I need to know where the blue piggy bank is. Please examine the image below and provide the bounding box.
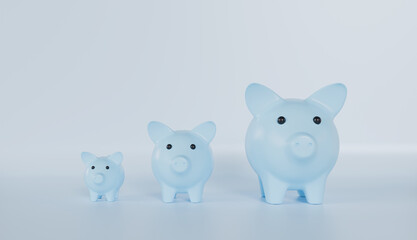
[81,152,125,202]
[147,121,216,203]
[245,83,347,204]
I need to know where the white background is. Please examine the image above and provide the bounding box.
[0,0,416,239]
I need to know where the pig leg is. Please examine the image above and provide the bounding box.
[105,190,118,202]
[188,184,204,203]
[259,177,265,198]
[108,189,120,201]
[304,175,327,204]
[114,189,119,200]
[297,190,305,197]
[161,184,177,203]
[89,190,100,201]
[261,174,288,204]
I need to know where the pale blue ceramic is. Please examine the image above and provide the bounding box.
[147,121,216,203]
[245,83,347,204]
[81,152,125,202]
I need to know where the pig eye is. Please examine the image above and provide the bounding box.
[106,166,109,170]
[91,166,95,170]
[190,144,196,150]
[313,116,321,125]
[277,116,286,125]
[166,144,172,150]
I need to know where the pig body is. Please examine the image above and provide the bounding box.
[245,83,347,204]
[81,152,125,202]
[148,122,216,203]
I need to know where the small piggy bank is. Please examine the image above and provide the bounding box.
[147,121,216,203]
[245,83,347,204]
[81,152,125,202]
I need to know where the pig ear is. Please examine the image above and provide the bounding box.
[245,83,284,116]
[307,83,347,118]
[147,121,174,143]
[192,121,216,143]
[81,152,96,165]
[108,152,123,165]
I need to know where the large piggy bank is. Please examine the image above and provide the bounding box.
[245,83,347,204]
[81,152,125,202]
[147,121,216,203]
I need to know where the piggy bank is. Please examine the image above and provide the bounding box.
[245,83,347,204]
[81,152,125,202]
[147,121,216,203]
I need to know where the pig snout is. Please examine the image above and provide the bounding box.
[170,157,189,173]
[92,173,105,184]
[289,134,316,159]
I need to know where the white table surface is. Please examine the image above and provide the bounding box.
[1,151,416,240]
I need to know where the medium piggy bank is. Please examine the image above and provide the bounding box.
[147,121,216,203]
[81,152,125,202]
[245,83,347,204]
